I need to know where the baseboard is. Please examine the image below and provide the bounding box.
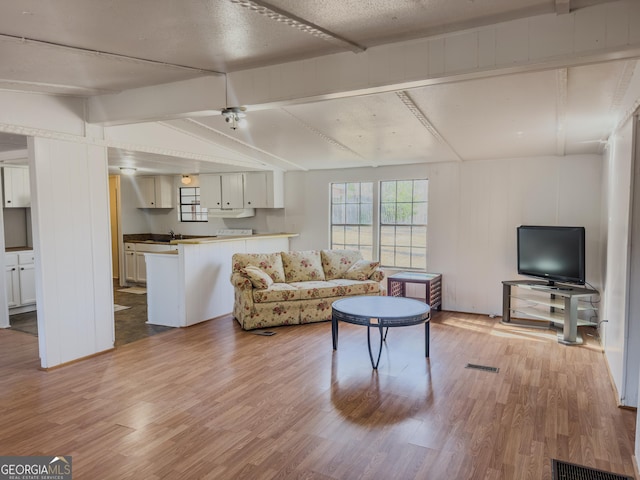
[39,347,115,371]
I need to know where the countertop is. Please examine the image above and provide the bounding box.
[123,232,298,246]
[6,246,33,252]
[172,232,298,245]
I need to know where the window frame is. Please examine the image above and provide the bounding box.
[329,178,428,269]
[179,186,208,222]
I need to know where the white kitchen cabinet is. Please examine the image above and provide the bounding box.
[124,242,175,284]
[18,263,36,305]
[5,264,19,308]
[124,243,137,282]
[243,171,284,208]
[5,250,36,312]
[200,173,244,209]
[3,166,30,208]
[136,176,175,209]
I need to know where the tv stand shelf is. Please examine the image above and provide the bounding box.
[502,280,598,345]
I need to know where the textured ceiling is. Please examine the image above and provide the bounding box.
[0,0,635,174]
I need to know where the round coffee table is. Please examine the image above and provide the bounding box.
[332,296,431,369]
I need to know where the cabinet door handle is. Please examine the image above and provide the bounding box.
[20,267,24,270]
[11,267,16,271]
[6,200,11,204]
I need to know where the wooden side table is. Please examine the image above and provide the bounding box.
[387,272,442,310]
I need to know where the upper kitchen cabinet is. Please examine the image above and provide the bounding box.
[243,171,284,209]
[136,176,175,209]
[200,173,244,209]
[2,166,30,208]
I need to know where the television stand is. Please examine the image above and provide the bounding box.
[502,280,598,345]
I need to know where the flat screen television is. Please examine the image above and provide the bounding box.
[517,225,585,285]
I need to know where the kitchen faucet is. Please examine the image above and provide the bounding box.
[169,229,176,240]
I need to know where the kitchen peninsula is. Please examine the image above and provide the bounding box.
[144,233,297,327]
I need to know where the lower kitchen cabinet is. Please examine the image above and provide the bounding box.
[5,250,36,313]
[124,242,177,284]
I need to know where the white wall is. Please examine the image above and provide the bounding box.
[30,137,114,368]
[601,119,635,406]
[119,174,286,236]
[285,155,603,316]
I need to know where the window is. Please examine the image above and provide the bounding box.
[179,187,207,222]
[329,179,428,269]
[379,179,427,269]
[330,182,373,260]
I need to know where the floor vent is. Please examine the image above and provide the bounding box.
[551,459,633,480]
[465,363,499,373]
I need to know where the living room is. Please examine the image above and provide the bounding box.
[0,1,639,478]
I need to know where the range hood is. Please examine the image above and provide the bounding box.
[207,208,255,218]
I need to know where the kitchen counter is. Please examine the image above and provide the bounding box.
[172,232,298,245]
[6,246,33,252]
[145,233,297,327]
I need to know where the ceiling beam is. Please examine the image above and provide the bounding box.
[229,1,640,109]
[555,0,571,15]
[87,76,226,126]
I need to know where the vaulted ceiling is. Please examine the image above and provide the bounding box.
[0,0,638,174]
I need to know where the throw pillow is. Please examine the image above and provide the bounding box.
[343,259,380,281]
[232,252,286,282]
[321,249,363,280]
[241,265,274,289]
[281,250,326,282]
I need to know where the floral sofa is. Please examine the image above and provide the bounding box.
[230,249,385,330]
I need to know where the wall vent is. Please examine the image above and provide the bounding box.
[551,459,633,480]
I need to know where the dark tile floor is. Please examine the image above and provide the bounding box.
[8,281,174,347]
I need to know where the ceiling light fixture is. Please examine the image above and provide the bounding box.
[181,175,192,185]
[221,107,247,130]
[119,167,137,175]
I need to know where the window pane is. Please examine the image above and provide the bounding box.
[332,226,345,245]
[380,226,395,246]
[381,181,396,202]
[396,203,412,224]
[360,226,373,246]
[361,183,373,203]
[346,183,360,203]
[332,204,345,224]
[345,204,359,224]
[360,203,373,224]
[395,247,412,268]
[380,246,395,266]
[413,180,428,201]
[332,183,345,203]
[411,248,427,269]
[412,226,427,247]
[396,226,412,247]
[381,203,396,224]
[345,226,359,244]
[397,180,413,203]
[413,202,428,225]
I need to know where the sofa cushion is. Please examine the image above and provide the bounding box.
[242,265,274,289]
[291,279,381,299]
[281,250,325,282]
[321,249,363,280]
[343,259,381,281]
[253,283,300,303]
[232,253,286,283]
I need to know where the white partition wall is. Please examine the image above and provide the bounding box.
[29,137,114,368]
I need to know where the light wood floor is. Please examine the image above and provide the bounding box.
[0,311,636,479]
